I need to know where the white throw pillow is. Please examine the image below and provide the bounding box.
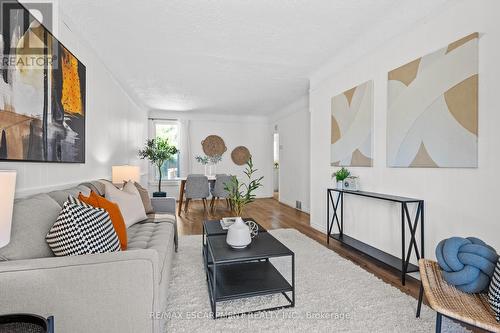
[104,181,147,227]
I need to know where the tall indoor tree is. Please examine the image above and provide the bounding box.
[139,138,179,197]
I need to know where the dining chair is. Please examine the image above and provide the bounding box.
[184,174,210,213]
[210,174,233,213]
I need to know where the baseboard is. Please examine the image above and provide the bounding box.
[277,198,310,214]
[310,221,326,233]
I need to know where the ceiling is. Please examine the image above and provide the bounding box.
[59,0,449,115]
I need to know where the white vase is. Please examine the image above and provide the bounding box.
[337,181,343,190]
[226,218,252,249]
[205,164,216,176]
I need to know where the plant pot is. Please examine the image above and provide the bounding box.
[336,181,344,190]
[153,191,167,197]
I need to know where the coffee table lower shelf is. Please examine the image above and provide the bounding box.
[206,261,294,318]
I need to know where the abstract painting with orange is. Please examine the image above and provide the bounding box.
[60,47,84,115]
[0,1,86,163]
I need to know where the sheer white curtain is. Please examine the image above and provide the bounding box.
[147,119,156,183]
[178,119,191,177]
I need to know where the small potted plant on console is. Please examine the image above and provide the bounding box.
[332,167,350,190]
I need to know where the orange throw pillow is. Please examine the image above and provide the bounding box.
[79,191,99,207]
[79,191,128,250]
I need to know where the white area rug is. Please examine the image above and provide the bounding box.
[165,229,469,332]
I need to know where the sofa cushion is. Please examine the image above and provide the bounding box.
[46,198,121,256]
[0,194,61,261]
[127,221,174,282]
[79,181,106,196]
[47,185,91,207]
[104,182,147,227]
[145,213,178,252]
[79,191,128,250]
[489,258,500,322]
[144,213,176,224]
[133,182,155,214]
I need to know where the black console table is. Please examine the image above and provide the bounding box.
[327,188,424,285]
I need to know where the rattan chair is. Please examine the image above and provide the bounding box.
[416,259,500,333]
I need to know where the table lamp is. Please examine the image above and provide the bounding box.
[0,170,16,248]
[112,165,140,185]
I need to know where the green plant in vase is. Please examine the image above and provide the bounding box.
[332,167,350,189]
[195,155,209,165]
[139,138,178,197]
[195,154,222,175]
[209,154,222,165]
[224,157,263,216]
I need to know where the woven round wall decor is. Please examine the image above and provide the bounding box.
[201,135,227,157]
[231,146,251,165]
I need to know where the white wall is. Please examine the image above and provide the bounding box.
[0,11,148,197]
[309,0,500,262]
[148,111,274,199]
[271,96,310,213]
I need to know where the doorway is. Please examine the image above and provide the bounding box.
[273,131,279,201]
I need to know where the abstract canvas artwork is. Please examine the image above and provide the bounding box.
[0,2,86,163]
[331,80,373,167]
[387,33,478,168]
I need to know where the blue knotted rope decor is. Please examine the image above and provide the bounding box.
[436,237,498,293]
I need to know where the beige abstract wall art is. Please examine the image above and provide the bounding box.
[387,33,479,168]
[331,80,373,167]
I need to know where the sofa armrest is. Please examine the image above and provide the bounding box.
[151,197,176,215]
[150,197,178,252]
[0,250,161,333]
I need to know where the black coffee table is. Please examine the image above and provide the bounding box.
[202,220,295,319]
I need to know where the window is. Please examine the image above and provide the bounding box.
[152,120,180,180]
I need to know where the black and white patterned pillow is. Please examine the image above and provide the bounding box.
[67,195,90,207]
[46,196,121,256]
[489,258,500,322]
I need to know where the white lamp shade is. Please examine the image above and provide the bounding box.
[112,165,140,184]
[0,171,16,248]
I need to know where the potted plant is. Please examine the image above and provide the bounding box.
[195,154,222,176]
[332,167,350,190]
[224,157,263,217]
[139,138,179,197]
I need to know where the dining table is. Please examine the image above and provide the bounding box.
[175,175,216,215]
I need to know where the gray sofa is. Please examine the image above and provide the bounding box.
[0,181,177,333]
